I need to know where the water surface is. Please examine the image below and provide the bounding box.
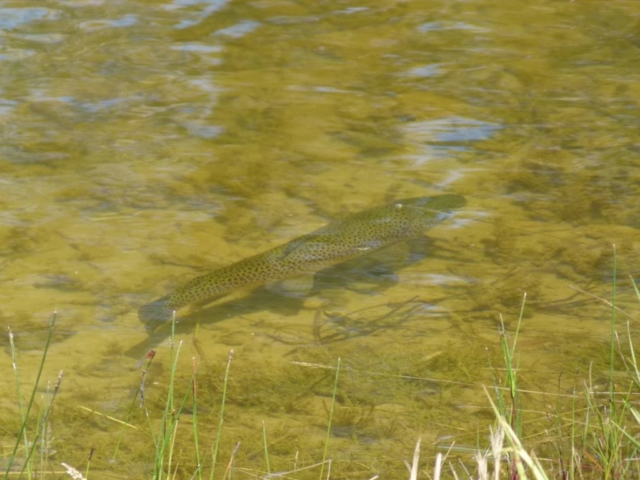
[1,0,639,477]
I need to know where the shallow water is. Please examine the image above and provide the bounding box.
[1,0,639,477]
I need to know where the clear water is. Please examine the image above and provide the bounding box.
[1,0,639,477]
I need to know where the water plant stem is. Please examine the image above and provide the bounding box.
[319,357,340,480]
[210,349,234,480]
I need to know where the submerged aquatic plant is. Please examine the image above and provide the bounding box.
[4,247,640,479]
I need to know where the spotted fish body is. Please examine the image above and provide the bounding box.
[138,194,465,324]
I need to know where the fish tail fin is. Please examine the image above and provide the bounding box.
[138,296,175,325]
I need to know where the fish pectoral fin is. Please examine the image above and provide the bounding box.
[348,241,411,273]
[188,293,229,311]
[370,241,411,269]
[265,274,315,298]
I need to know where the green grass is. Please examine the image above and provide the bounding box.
[4,253,640,479]
[4,312,60,479]
[462,247,640,480]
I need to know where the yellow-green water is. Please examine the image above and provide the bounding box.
[1,0,639,477]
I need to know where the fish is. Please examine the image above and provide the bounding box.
[138,194,466,326]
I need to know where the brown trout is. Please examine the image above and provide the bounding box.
[138,194,465,325]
